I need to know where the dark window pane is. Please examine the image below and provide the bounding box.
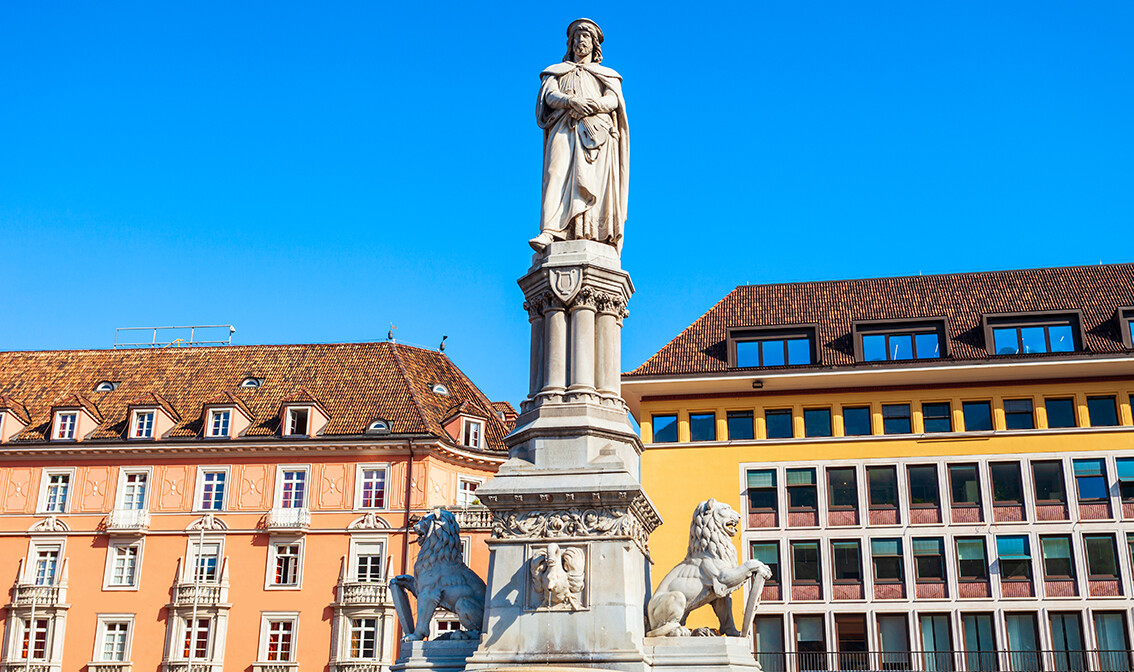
[1086,536,1119,578]
[1032,461,1066,503]
[916,555,945,581]
[792,542,820,582]
[736,341,760,368]
[889,334,913,361]
[1020,326,1047,354]
[789,488,817,511]
[1045,398,1077,428]
[871,539,904,582]
[915,332,941,358]
[828,468,857,509]
[882,404,911,434]
[727,411,754,440]
[863,334,886,362]
[908,465,940,506]
[1004,399,1035,430]
[787,338,812,365]
[949,465,981,505]
[762,340,786,367]
[1088,396,1119,427]
[832,542,862,581]
[766,409,793,439]
[963,401,993,431]
[1048,324,1075,352]
[994,328,1020,355]
[689,413,716,442]
[748,489,777,512]
[652,414,677,443]
[991,463,1023,503]
[868,466,898,508]
[804,408,832,437]
[843,407,872,436]
[922,402,952,433]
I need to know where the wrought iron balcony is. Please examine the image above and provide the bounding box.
[11,582,65,606]
[336,580,390,605]
[86,663,132,672]
[265,507,310,531]
[756,649,1134,672]
[452,505,492,530]
[106,508,150,534]
[173,581,226,606]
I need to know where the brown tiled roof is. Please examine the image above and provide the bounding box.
[128,391,181,421]
[0,342,509,450]
[0,395,30,425]
[51,393,103,421]
[628,263,1134,377]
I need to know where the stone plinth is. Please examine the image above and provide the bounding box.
[645,637,761,672]
[392,640,480,672]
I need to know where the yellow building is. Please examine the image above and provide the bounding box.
[623,263,1134,671]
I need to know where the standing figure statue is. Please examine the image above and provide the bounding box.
[530,18,629,254]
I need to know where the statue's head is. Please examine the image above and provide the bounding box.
[563,18,603,64]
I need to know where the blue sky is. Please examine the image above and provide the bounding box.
[2,2,1132,406]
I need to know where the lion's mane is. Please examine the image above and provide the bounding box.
[686,499,738,564]
[416,509,463,572]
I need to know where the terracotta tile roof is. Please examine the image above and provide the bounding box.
[51,393,103,421]
[0,395,30,425]
[0,342,509,450]
[128,391,181,421]
[628,263,1134,377]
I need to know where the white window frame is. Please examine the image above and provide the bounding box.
[348,617,381,660]
[456,475,485,507]
[193,466,231,512]
[130,409,156,439]
[274,465,311,509]
[258,612,299,663]
[354,463,391,510]
[36,467,75,514]
[115,468,152,511]
[284,406,311,437]
[183,536,224,583]
[94,614,134,663]
[177,615,215,661]
[461,418,484,448]
[265,539,305,590]
[460,536,471,565]
[25,538,65,585]
[348,535,388,582]
[103,538,144,590]
[16,616,52,661]
[207,408,232,438]
[52,411,78,440]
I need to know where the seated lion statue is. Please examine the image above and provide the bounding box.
[390,508,486,641]
[647,498,772,637]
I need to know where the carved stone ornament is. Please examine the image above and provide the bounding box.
[348,512,391,531]
[530,543,586,611]
[492,506,650,558]
[550,268,583,304]
[29,516,69,533]
[186,513,228,532]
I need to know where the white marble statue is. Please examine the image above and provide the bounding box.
[390,508,486,641]
[646,499,772,637]
[530,542,586,609]
[530,18,629,254]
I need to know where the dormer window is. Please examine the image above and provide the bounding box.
[241,377,263,389]
[432,383,450,395]
[984,312,1080,356]
[727,326,817,368]
[132,411,155,439]
[208,410,232,438]
[53,412,78,440]
[1118,308,1134,349]
[95,381,119,392]
[461,419,484,448]
[853,319,947,362]
[287,408,309,436]
[366,420,390,434]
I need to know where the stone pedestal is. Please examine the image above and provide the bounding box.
[393,640,481,672]
[645,637,762,672]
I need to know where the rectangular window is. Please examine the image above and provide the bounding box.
[791,541,820,583]
[287,408,309,436]
[43,473,70,513]
[878,615,911,670]
[786,468,817,511]
[209,409,231,437]
[101,621,130,662]
[997,535,1033,581]
[735,337,812,367]
[1040,536,1074,580]
[54,412,77,440]
[862,330,941,361]
[919,615,952,672]
[795,615,827,663]
[1005,613,1040,672]
[867,466,898,509]
[1073,459,1108,502]
[750,541,780,584]
[754,616,785,671]
[826,467,857,509]
[871,538,904,583]
[132,410,155,439]
[922,402,952,433]
[831,540,862,581]
[110,544,139,587]
[272,544,301,586]
[280,470,307,508]
[962,401,993,431]
[1049,613,1086,672]
[991,462,1024,504]
[1032,461,1067,503]
[765,409,793,439]
[1118,458,1134,502]
[33,546,59,585]
[956,538,989,581]
[191,542,220,582]
[354,541,385,582]
[1004,399,1035,430]
[462,419,483,447]
[1045,397,1078,429]
[908,465,940,508]
[842,406,872,436]
[689,412,716,442]
[913,537,946,582]
[651,414,677,443]
[949,464,981,506]
[962,613,997,672]
[726,411,754,440]
[804,408,832,438]
[746,470,777,513]
[882,404,911,434]
[199,471,226,511]
[121,472,147,510]
[359,467,387,509]
[183,617,210,659]
[1085,534,1120,579]
[350,618,379,659]
[1093,613,1130,667]
[1088,395,1120,427]
[266,619,295,661]
[21,618,49,660]
[991,318,1076,355]
[457,477,481,507]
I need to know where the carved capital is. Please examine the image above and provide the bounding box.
[570,287,598,310]
[491,504,652,560]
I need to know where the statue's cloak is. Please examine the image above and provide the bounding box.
[537,62,629,251]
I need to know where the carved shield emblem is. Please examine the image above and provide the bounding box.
[550,268,582,304]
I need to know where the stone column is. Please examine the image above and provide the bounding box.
[542,303,567,396]
[524,296,545,398]
[595,295,620,399]
[568,290,596,395]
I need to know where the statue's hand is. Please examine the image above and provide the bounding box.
[568,97,595,119]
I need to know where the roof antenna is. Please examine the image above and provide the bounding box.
[387,324,397,342]
[439,334,448,352]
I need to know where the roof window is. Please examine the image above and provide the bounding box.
[366,419,390,434]
[1118,308,1134,349]
[431,383,450,396]
[983,312,1081,356]
[95,381,119,392]
[726,325,817,369]
[852,319,947,362]
[241,377,263,388]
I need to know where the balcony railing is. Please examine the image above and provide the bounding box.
[173,581,225,606]
[452,505,492,530]
[87,663,132,672]
[756,649,1134,672]
[337,580,390,605]
[0,663,57,672]
[11,582,64,606]
[106,508,151,533]
[265,507,310,531]
[162,662,222,672]
[332,662,385,672]
[252,663,299,672]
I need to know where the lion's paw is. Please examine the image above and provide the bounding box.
[691,627,718,637]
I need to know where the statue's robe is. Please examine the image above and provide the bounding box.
[537,61,629,251]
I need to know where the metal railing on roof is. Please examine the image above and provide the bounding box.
[113,325,235,349]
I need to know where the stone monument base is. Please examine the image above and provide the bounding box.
[645,636,762,672]
[392,639,480,672]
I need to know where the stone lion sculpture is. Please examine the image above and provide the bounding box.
[390,508,486,641]
[646,499,772,637]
